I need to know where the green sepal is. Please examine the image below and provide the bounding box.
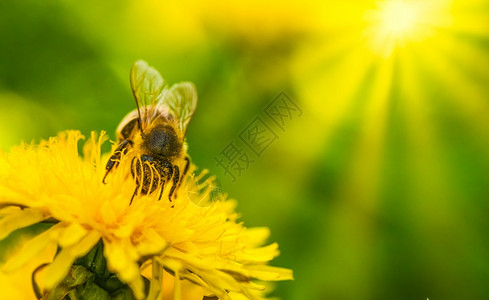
[111,286,138,300]
[103,274,128,293]
[43,265,94,300]
[75,279,110,300]
[74,240,111,280]
[45,241,149,299]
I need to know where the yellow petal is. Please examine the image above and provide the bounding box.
[2,223,62,272]
[0,207,47,240]
[164,251,239,297]
[43,230,100,289]
[238,243,280,263]
[159,270,207,300]
[174,269,182,300]
[0,243,56,300]
[146,260,163,300]
[104,239,145,299]
[58,222,88,248]
[243,227,270,244]
[126,275,145,300]
[103,240,130,272]
[244,265,294,281]
[136,228,168,256]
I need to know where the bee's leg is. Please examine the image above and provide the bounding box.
[157,182,165,201]
[129,156,140,205]
[130,186,138,205]
[174,157,190,198]
[158,162,173,202]
[183,156,190,177]
[156,161,172,201]
[103,139,133,184]
[169,165,180,201]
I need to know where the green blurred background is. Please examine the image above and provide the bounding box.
[1,0,489,299]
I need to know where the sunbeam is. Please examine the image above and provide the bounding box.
[364,0,453,56]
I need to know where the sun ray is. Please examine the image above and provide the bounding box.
[303,54,397,299]
[293,40,377,148]
[396,43,489,295]
[290,0,489,298]
[397,45,458,221]
[449,0,489,36]
[363,0,453,57]
[407,40,489,144]
[339,56,394,211]
[432,32,489,90]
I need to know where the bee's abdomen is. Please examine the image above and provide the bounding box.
[118,118,139,141]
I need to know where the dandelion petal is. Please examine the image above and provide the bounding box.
[58,222,88,248]
[245,265,294,281]
[104,240,145,299]
[43,231,100,289]
[2,223,62,272]
[0,208,47,240]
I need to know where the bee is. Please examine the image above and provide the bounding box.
[103,60,197,204]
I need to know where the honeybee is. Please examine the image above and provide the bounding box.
[103,60,197,204]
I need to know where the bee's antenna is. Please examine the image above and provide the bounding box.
[130,71,145,138]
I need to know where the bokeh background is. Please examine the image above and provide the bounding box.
[1,0,489,299]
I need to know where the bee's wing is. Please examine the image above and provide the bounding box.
[158,82,198,134]
[130,60,168,130]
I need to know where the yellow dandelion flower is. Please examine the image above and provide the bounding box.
[0,130,292,299]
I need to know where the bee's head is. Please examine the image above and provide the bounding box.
[143,125,182,157]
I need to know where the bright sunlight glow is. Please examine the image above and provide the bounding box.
[379,1,419,37]
[364,0,443,57]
